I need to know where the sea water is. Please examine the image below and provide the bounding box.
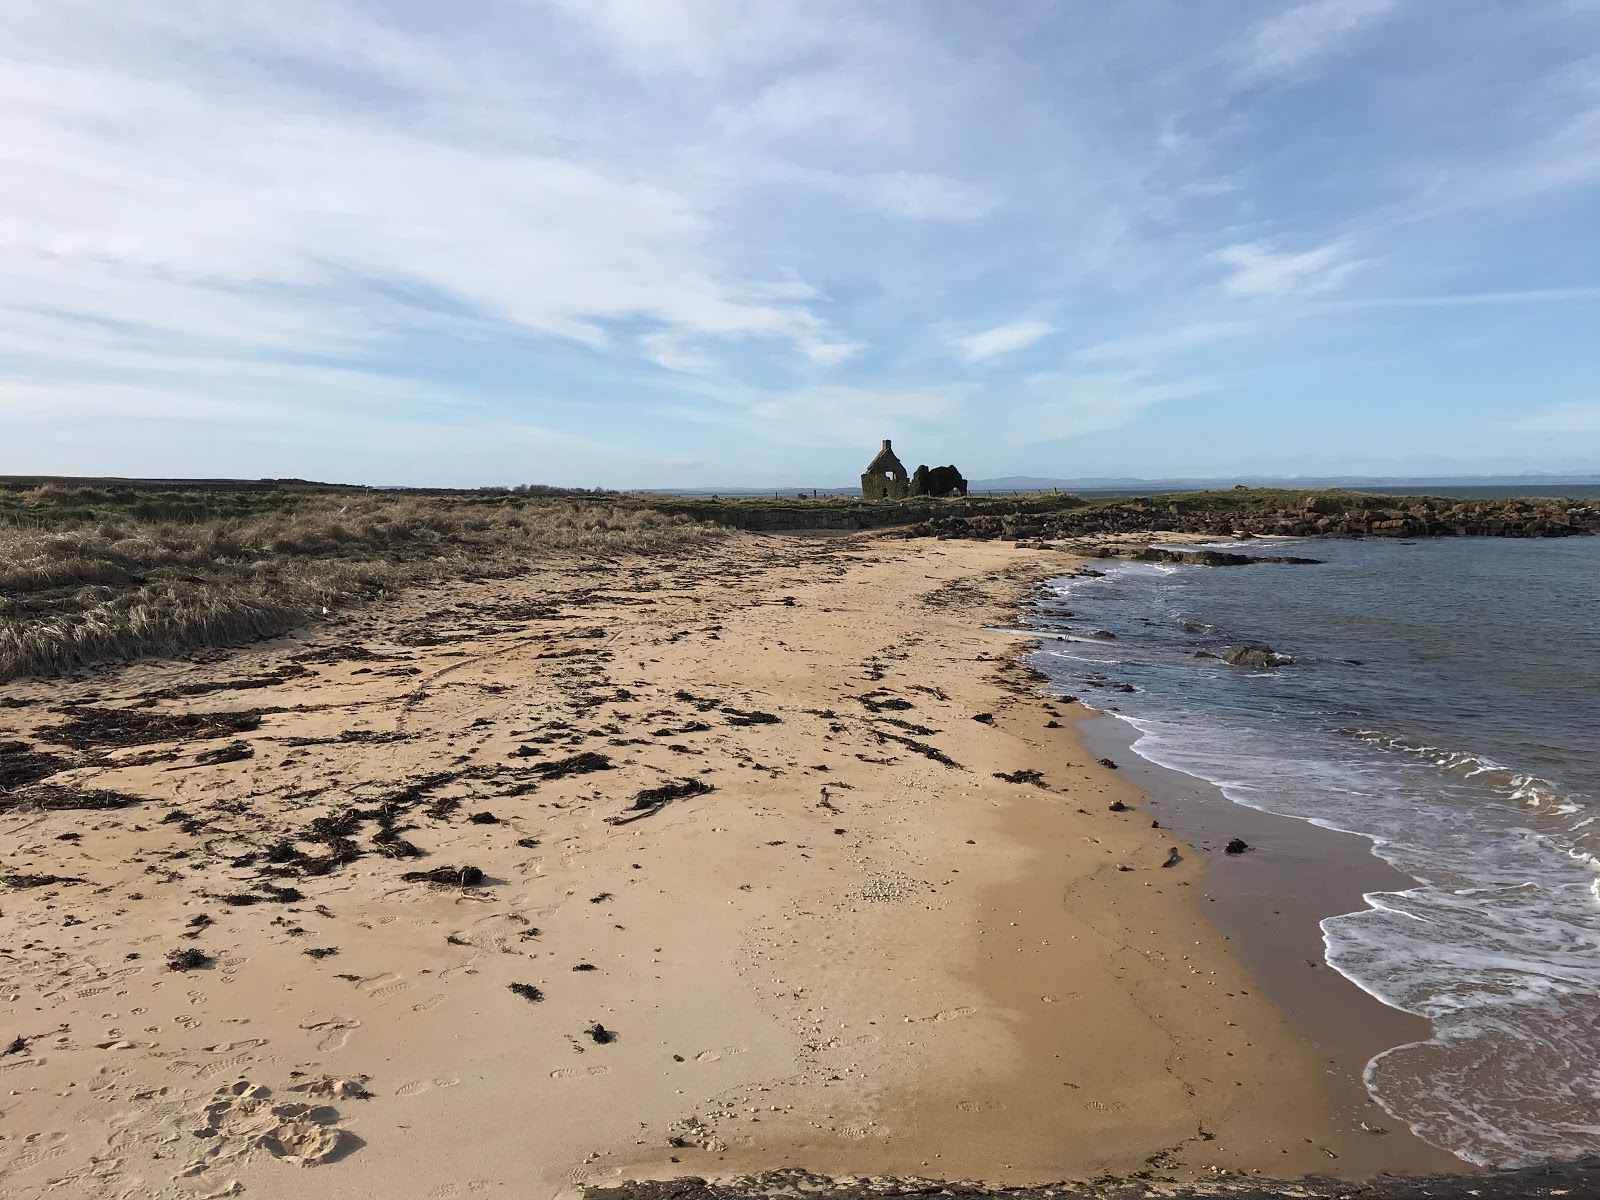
[1026,536,1600,1168]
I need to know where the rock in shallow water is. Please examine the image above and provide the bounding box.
[1223,643,1289,668]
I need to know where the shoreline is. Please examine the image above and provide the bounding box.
[1073,712,1464,1176]
[0,531,1534,1198]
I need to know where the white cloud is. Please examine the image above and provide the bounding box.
[1322,287,1600,310]
[956,319,1055,363]
[1517,402,1600,433]
[715,70,912,144]
[0,4,856,397]
[1214,240,1363,297]
[1010,372,1206,442]
[550,0,851,78]
[1075,321,1256,363]
[859,172,999,222]
[704,383,972,449]
[799,338,864,368]
[1238,0,1398,80]
[639,333,717,375]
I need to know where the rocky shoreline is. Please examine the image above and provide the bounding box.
[908,493,1600,542]
[585,1161,1600,1200]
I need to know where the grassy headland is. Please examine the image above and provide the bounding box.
[0,487,720,681]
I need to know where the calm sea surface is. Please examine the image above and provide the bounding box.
[1027,536,1600,1168]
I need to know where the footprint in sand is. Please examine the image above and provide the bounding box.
[196,1053,258,1080]
[928,1006,977,1022]
[428,1181,491,1198]
[203,1039,268,1053]
[410,994,445,1013]
[549,1066,610,1081]
[692,1047,749,1063]
[369,978,415,999]
[5,1132,70,1173]
[570,1165,623,1186]
[301,1019,361,1052]
[395,1077,460,1098]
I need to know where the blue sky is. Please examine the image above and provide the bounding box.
[3,0,1599,488]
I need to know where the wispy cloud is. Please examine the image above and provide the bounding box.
[955,319,1055,363]
[1009,372,1209,443]
[1322,287,1600,310]
[859,172,999,222]
[1237,0,1398,80]
[1075,321,1257,364]
[1214,240,1364,297]
[1517,401,1600,433]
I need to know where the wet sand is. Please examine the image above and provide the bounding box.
[1076,715,1467,1177]
[0,531,1464,1199]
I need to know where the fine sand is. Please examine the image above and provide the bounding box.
[0,531,1452,1199]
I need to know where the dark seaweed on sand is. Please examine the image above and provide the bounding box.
[532,751,614,780]
[189,741,255,767]
[994,769,1045,786]
[3,872,84,890]
[509,982,544,1003]
[39,706,265,751]
[605,778,714,826]
[723,709,780,727]
[166,947,213,971]
[0,784,143,813]
[401,865,484,888]
[0,743,70,792]
[873,730,960,768]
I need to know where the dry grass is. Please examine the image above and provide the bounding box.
[0,488,722,680]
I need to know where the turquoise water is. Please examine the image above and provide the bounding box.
[1028,537,1600,1167]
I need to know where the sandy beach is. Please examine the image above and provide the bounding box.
[0,531,1457,1199]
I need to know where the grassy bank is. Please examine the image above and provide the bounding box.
[0,488,721,681]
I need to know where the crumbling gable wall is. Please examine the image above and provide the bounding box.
[861,439,910,501]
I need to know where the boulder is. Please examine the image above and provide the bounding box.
[1223,644,1286,668]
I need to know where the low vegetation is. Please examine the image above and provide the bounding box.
[0,488,720,681]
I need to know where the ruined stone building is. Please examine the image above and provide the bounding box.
[861,440,909,500]
[861,439,967,501]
